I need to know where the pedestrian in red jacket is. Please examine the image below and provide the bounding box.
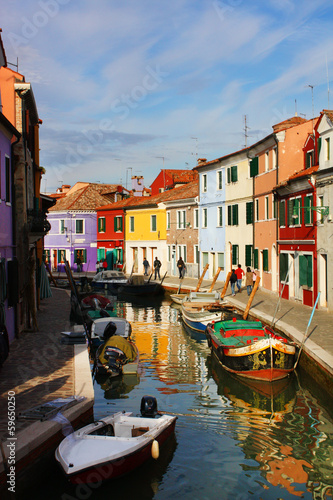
[235,264,245,292]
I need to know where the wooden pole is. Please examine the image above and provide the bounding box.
[220,271,232,299]
[46,264,58,287]
[195,263,209,292]
[243,276,260,320]
[208,267,222,292]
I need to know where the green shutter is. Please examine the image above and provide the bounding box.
[250,157,259,177]
[279,201,285,227]
[227,168,231,184]
[287,199,294,226]
[263,249,269,272]
[254,249,259,269]
[232,205,238,225]
[245,245,253,267]
[114,216,117,232]
[246,202,253,224]
[318,137,322,159]
[304,196,313,224]
[232,245,239,265]
[231,165,238,182]
[120,216,123,231]
[279,253,288,282]
[228,206,232,225]
[299,255,312,288]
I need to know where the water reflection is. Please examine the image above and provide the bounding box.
[206,354,333,499]
[95,372,140,399]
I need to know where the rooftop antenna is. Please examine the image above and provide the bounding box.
[244,115,250,147]
[306,84,315,135]
[326,54,330,108]
[7,57,18,71]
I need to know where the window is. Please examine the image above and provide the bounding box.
[43,249,50,265]
[178,245,186,261]
[177,210,186,229]
[202,252,209,267]
[75,249,86,263]
[202,174,207,192]
[194,209,199,229]
[245,245,253,267]
[254,249,259,269]
[279,253,289,282]
[273,197,277,219]
[98,217,105,233]
[114,216,123,232]
[151,215,157,232]
[60,219,65,234]
[202,208,207,228]
[255,199,259,221]
[58,249,66,264]
[325,137,330,161]
[217,170,223,190]
[306,150,314,168]
[304,195,313,225]
[272,147,277,169]
[263,249,269,272]
[5,156,10,203]
[194,245,199,264]
[217,206,223,227]
[75,219,84,234]
[227,165,238,183]
[227,204,238,226]
[250,157,258,177]
[265,151,269,172]
[217,252,224,270]
[232,245,239,266]
[279,200,286,227]
[129,216,135,232]
[246,202,253,224]
[166,211,171,230]
[265,196,269,220]
[299,254,313,288]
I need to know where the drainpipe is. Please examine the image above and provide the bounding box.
[274,134,279,291]
[307,175,317,305]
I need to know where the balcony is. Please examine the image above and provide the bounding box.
[27,209,51,243]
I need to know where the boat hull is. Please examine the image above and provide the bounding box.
[206,322,296,382]
[56,414,176,484]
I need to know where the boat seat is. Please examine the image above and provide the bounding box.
[221,328,266,338]
[131,426,149,437]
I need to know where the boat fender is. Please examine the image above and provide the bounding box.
[151,440,159,459]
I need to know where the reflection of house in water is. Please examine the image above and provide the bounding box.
[208,354,333,499]
[123,306,207,392]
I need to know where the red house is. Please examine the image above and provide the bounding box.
[275,164,319,307]
[150,169,198,196]
[96,196,137,269]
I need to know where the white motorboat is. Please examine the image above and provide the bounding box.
[55,397,177,484]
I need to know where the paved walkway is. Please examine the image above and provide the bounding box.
[0,288,74,440]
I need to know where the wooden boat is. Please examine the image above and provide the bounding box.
[90,317,132,346]
[55,397,177,484]
[205,318,297,382]
[170,263,214,305]
[181,291,238,333]
[95,336,139,377]
[91,271,164,297]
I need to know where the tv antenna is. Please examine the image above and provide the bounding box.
[191,137,198,160]
[244,115,250,147]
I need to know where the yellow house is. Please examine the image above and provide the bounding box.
[125,196,167,274]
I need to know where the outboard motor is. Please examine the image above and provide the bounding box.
[103,347,126,376]
[140,396,158,418]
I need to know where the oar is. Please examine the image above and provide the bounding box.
[294,292,320,369]
[160,271,167,285]
[177,281,182,295]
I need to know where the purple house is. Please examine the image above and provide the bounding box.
[44,183,125,273]
[0,111,21,343]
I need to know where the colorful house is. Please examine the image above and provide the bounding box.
[0,111,20,343]
[194,149,252,281]
[0,35,48,335]
[313,110,333,310]
[249,116,315,293]
[45,183,125,273]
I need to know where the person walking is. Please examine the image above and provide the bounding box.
[95,260,100,274]
[153,257,162,280]
[230,269,237,296]
[245,267,253,296]
[235,264,245,292]
[103,258,108,271]
[143,258,149,275]
[177,257,186,279]
[76,255,82,273]
[99,260,104,272]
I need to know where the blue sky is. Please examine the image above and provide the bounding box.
[2,0,333,192]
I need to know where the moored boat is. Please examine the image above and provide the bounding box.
[55,397,177,484]
[90,316,132,346]
[205,318,297,382]
[95,329,139,377]
[181,291,239,333]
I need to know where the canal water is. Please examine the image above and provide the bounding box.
[32,297,333,500]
